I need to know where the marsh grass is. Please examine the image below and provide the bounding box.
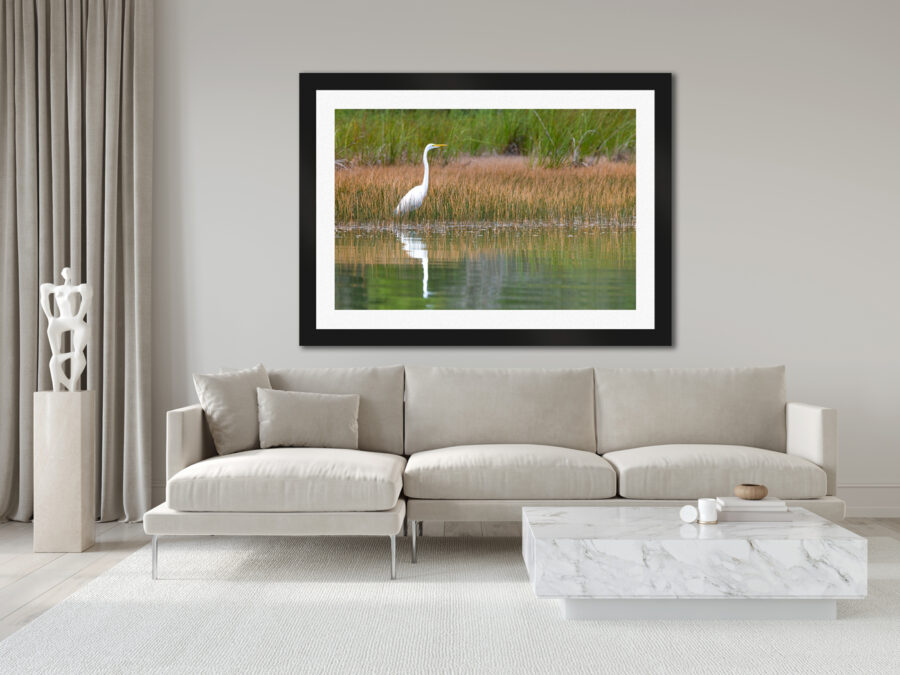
[335,157,635,225]
[335,109,636,167]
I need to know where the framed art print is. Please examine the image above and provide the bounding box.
[299,73,672,346]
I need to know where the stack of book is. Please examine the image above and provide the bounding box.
[716,496,791,521]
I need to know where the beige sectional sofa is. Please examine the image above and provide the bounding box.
[143,365,842,579]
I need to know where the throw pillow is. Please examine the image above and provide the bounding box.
[257,388,360,449]
[193,363,271,454]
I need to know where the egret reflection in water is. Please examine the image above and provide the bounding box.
[335,223,636,311]
[398,231,429,298]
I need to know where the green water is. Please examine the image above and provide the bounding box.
[334,223,635,311]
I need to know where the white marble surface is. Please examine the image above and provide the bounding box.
[523,507,867,600]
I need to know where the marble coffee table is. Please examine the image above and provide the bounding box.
[522,506,866,620]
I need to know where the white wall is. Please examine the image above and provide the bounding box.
[153,0,900,515]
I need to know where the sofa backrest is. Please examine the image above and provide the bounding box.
[594,366,786,453]
[404,367,596,454]
[267,365,404,455]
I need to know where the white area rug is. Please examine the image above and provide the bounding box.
[1,535,899,674]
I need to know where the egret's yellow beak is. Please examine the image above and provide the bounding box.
[434,144,447,148]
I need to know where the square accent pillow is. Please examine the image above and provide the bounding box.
[193,364,271,455]
[257,388,360,450]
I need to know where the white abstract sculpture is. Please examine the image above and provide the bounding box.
[39,267,92,392]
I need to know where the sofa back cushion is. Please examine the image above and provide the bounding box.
[267,365,404,455]
[404,367,596,454]
[595,366,786,453]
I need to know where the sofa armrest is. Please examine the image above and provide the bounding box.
[786,402,837,496]
[166,404,216,481]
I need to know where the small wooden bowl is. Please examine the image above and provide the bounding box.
[734,483,768,500]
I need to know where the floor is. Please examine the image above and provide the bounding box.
[0,520,151,640]
[0,517,898,642]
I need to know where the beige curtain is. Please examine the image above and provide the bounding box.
[0,0,153,522]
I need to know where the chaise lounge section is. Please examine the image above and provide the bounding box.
[143,366,407,579]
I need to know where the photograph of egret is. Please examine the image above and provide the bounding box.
[333,108,636,311]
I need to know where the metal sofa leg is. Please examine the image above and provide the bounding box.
[390,535,397,580]
[411,520,418,563]
[152,535,158,580]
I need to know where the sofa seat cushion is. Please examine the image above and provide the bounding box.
[167,447,405,512]
[403,444,617,500]
[604,444,827,499]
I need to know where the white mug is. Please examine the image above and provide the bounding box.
[698,498,718,525]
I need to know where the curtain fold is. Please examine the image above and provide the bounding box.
[0,0,153,523]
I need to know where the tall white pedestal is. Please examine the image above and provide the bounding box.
[33,391,96,553]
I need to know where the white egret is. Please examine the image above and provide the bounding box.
[394,143,447,215]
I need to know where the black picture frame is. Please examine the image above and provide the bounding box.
[300,73,672,347]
